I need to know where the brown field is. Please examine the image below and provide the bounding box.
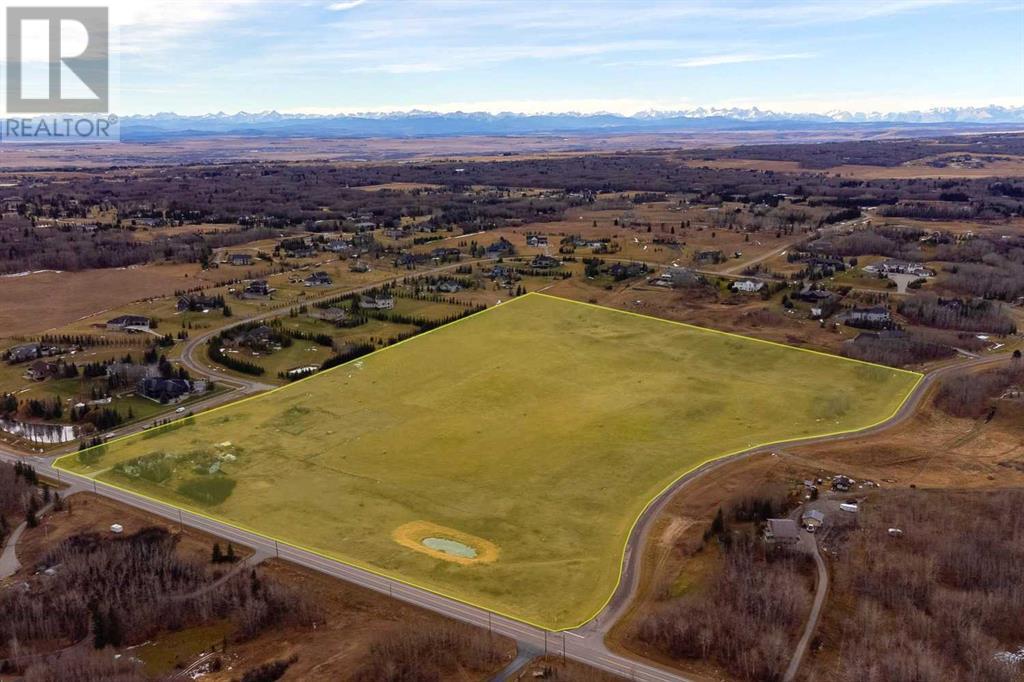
[684,155,1024,179]
[542,275,855,355]
[0,127,977,170]
[0,264,226,339]
[351,181,444,191]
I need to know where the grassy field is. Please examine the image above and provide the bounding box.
[55,293,921,629]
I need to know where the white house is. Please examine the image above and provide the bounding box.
[733,280,764,293]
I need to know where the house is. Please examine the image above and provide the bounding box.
[6,343,41,364]
[763,518,801,546]
[359,293,395,310]
[106,361,152,386]
[846,306,891,326]
[485,237,515,256]
[805,257,846,277]
[177,295,223,312]
[280,237,317,258]
[695,249,724,264]
[530,255,561,269]
[526,234,549,247]
[106,315,152,331]
[25,360,59,381]
[228,253,252,266]
[304,271,333,287]
[801,509,825,532]
[383,227,411,240]
[656,267,701,288]
[486,265,519,283]
[608,262,649,280]
[435,280,463,293]
[137,377,193,403]
[236,325,275,349]
[430,247,461,261]
[325,240,350,253]
[872,259,934,278]
[795,287,835,304]
[349,260,371,273]
[242,280,274,299]
[314,307,349,324]
[394,253,419,267]
[1,196,23,212]
[733,280,764,293]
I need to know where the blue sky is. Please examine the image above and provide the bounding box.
[70,0,1024,114]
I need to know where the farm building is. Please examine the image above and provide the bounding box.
[802,509,825,532]
[228,253,252,266]
[764,518,801,546]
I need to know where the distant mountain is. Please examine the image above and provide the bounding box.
[119,106,1024,140]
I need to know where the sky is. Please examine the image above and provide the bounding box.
[6,0,1024,115]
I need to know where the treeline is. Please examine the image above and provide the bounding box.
[898,295,1016,334]
[934,358,1024,419]
[842,330,958,367]
[0,223,277,275]
[0,527,321,670]
[637,532,812,682]
[813,489,1024,682]
[207,335,265,376]
[351,623,507,681]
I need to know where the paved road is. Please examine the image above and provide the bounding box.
[176,258,491,389]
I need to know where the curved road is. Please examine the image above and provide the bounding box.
[0,288,1011,681]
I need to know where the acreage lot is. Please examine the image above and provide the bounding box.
[55,293,921,629]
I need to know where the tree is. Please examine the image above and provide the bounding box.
[226,543,236,563]
[212,542,223,563]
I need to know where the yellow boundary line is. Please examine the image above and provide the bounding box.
[55,291,924,632]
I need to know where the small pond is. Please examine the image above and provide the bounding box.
[422,537,477,559]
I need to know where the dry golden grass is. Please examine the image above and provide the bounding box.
[0,263,225,339]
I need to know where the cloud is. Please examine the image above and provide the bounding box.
[327,0,367,10]
[671,52,814,68]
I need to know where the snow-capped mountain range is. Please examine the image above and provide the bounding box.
[119,105,1024,139]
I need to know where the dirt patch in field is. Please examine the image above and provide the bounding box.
[392,520,500,565]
